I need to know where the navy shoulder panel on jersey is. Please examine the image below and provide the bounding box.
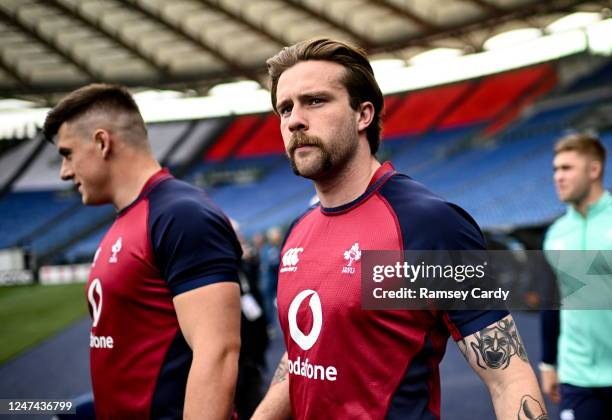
[378,173,508,338]
[147,177,242,296]
[377,173,484,250]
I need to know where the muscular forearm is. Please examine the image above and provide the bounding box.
[184,346,240,420]
[252,353,292,420]
[489,370,548,419]
[457,315,548,419]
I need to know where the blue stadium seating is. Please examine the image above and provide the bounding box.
[62,226,109,263]
[2,62,612,263]
[28,205,114,256]
[0,191,78,248]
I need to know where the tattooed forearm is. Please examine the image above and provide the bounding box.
[457,337,470,362]
[468,318,529,370]
[271,357,289,385]
[517,395,548,420]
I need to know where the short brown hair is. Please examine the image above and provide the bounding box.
[555,133,606,173]
[266,38,384,155]
[43,83,146,142]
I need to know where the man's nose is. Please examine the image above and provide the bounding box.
[60,159,73,181]
[288,105,308,133]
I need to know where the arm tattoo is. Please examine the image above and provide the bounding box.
[469,318,528,369]
[517,395,548,420]
[457,337,470,362]
[271,358,289,385]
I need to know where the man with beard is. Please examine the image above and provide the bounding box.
[252,38,547,419]
[541,134,612,419]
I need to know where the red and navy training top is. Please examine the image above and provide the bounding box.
[86,168,242,419]
[277,162,508,419]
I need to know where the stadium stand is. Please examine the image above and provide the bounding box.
[234,114,285,157]
[0,191,77,249]
[0,138,41,187]
[439,65,554,127]
[205,115,265,162]
[382,82,475,138]
[563,59,612,92]
[0,118,229,262]
[165,118,230,167]
[2,58,612,265]
[63,227,108,263]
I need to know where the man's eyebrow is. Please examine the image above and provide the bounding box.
[299,91,331,101]
[276,98,292,111]
[277,91,332,109]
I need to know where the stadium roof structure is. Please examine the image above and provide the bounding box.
[0,0,606,105]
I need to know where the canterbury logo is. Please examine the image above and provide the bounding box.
[281,247,303,273]
[288,290,322,351]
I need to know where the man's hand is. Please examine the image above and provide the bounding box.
[251,352,292,420]
[540,368,561,404]
[518,395,548,420]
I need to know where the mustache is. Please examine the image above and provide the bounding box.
[288,132,322,155]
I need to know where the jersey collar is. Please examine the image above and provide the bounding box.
[568,190,611,220]
[117,168,173,216]
[319,161,396,216]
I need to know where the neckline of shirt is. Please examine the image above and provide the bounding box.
[567,190,612,220]
[116,168,172,216]
[319,161,396,216]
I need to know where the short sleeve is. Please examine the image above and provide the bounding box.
[149,196,242,296]
[378,176,509,340]
[426,202,508,340]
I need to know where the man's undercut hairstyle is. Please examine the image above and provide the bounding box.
[267,38,384,155]
[555,133,607,178]
[43,83,147,144]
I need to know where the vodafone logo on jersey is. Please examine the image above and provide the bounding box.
[88,278,114,349]
[288,290,322,350]
[88,279,103,327]
[287,290,337,381]
[281,247,303,273]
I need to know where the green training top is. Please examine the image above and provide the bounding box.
[544,190,612,387]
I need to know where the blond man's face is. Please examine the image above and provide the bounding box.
[553,150,599,204]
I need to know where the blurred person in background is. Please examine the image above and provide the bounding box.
[260,226,282,328]
[44,83,242,419]
[251,232,266,263]
[231,221,270,419]
[252,37,547,420]
[541,133,612,419]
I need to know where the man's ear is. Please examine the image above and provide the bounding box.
[93,129,112,159]
[589,159,603,181]
[357,101,375,133]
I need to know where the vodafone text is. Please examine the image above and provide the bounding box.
[288,356,337,381]
[90,332,114,348]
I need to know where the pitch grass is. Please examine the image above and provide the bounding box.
[0,283,88,365]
